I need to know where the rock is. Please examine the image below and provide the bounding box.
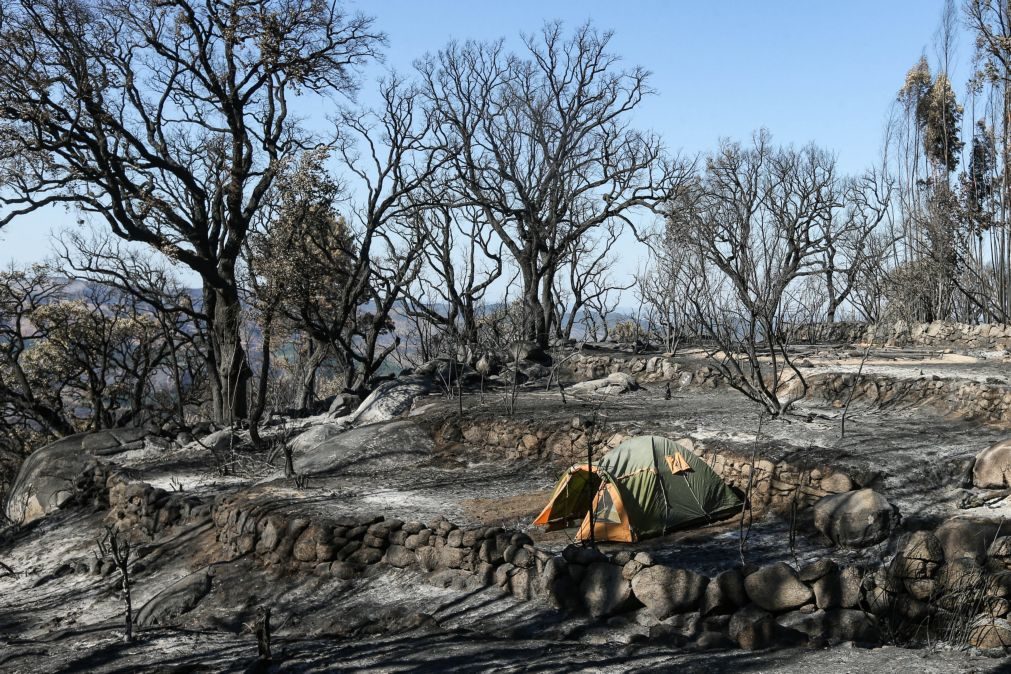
[580,561,639,618]
[508,341,551,365]
[813,567,862,610]
[415,547,439,572]
[569,372,639,396]
[937,557,986,593]
[511,546,533,569]
[895,595,930,622]
[694,630,734,650]
[136,571,212,627]
[288,423,343,455]
[991,537,1011,570]
[633,551,655,566]
[328,393,362,417]
[622,559,644,580]
[346,376,434,425]
[348,547,383,566]
[812,489,899,548]
[798,559,837,583]
[292,524,328,563]
[904,578,937,601]
[385,545,415,568]
[493,563,514,589]
[330,561,358,580]
[744,563,814,612]
[540,557,580,611]
[864,585,893,615]
[510,568,533,600]
[81,427,149,454]
[820,473,854,494]
[630,565,709,620]
[892,531,944,579]
[438,546,467,570]
[987,571,1011,598]
[934,517,1004,564]
[969,618,1011,649]
[776,608,826,638]
[702,569,748,616]
[197,429,239,453]
[973,439,1011,488]
[824,609,878,643]
[657,611,702,640]
[293,420,433,476]
[520,363,551,381]
[572,546,608,566]
[5,430,149,523]
[729,605,799,650]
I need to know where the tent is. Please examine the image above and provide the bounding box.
[533,436,742,542]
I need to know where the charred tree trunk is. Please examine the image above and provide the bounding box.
[206,283,251,425]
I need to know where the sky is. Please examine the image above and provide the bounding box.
[0,0,962,277]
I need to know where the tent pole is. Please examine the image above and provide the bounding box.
[586,444,596,548]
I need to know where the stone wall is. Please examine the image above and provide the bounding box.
[807,373,1011,424]
[434,417,857,512]
[67,461,1011,652]
[697,447,854,510]
[63,461,214,536]
[204,486,1011,650]
[433,416,630,465]
[565,353,722,386]
[788,320,1011,350]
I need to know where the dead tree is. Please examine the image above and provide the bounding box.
[0,0,383,424]
[819,170,897,322]
[57,236,210,425]
[553,221,632,341]
[419,22,691,347]
[635,226,702,354]
[669,131,841,417]
[254,606,272,661]
[0,266,74,441]
[97,527,133,642]
[257,78,442,394]
[403,203,504,350]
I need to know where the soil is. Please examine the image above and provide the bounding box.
[4,343,1011,671]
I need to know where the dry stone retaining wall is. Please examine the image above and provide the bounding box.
[789,320,1011,350]
[808,373,1011,424]
[565,354,721,386]
[208,487,1011,651]
[62,460,1011,652]
[434,417,857,512]
[106,474,211,536]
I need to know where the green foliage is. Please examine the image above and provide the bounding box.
[961,120,998,234]
[898,57,963,173]
[917,73,963,173]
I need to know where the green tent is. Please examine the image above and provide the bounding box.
[534,436,742,542]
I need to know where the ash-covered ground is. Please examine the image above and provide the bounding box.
[3,344,1011,672]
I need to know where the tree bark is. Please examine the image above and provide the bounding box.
[206,284,251,425]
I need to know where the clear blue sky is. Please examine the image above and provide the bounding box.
[1,0,958,270]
